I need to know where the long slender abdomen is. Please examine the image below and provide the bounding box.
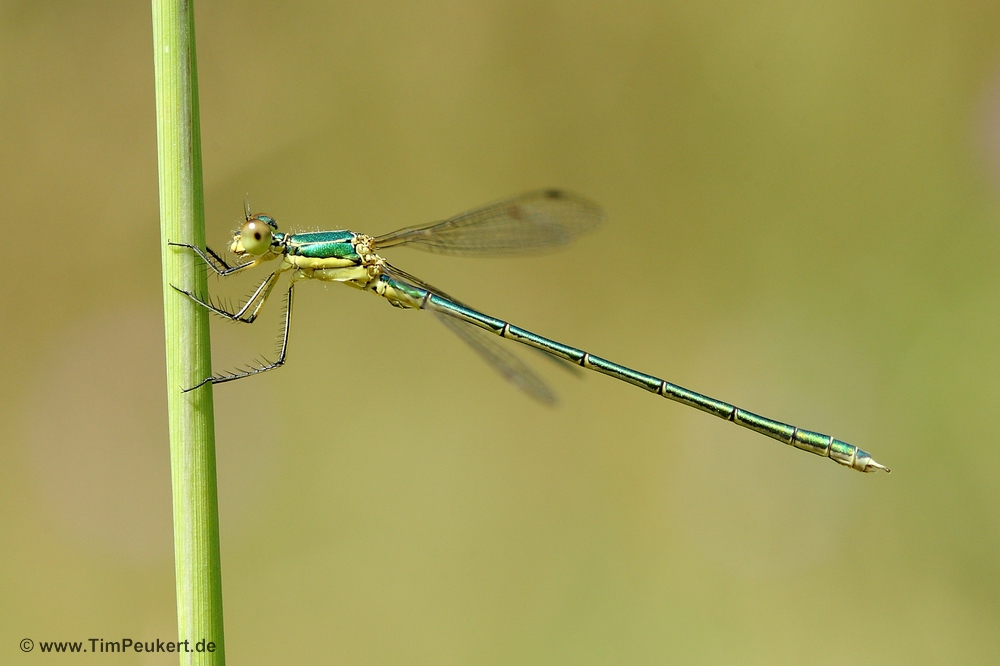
[424,292,887,473]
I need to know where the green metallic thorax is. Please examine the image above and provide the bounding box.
[285,231,360,261]
[280,230,384,290]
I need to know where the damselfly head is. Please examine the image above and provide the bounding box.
[231,214,279,256]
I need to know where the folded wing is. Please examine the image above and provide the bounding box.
[382,264,557,405]
[373,190,603,257]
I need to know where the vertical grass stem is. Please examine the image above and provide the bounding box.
[152,0,225,663]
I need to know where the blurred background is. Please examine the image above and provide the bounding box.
[3,1,999,663]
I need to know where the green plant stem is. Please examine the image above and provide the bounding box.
[152,1,225,664]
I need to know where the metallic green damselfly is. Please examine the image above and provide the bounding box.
[170,190,888,473]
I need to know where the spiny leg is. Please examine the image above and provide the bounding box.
[168,241,256,276]
[172,270,281,323]
[183,282,295,391]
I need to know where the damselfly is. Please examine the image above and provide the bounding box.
[169,190,888,473]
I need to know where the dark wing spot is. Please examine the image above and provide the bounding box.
[544,189,564,199]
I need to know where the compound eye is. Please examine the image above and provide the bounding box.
[240,218,273,255]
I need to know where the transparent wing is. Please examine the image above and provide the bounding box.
[434,314,557,406]
[373,190,603,257]
[382,264,557,405]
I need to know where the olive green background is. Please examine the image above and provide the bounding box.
[3,2,999,663]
